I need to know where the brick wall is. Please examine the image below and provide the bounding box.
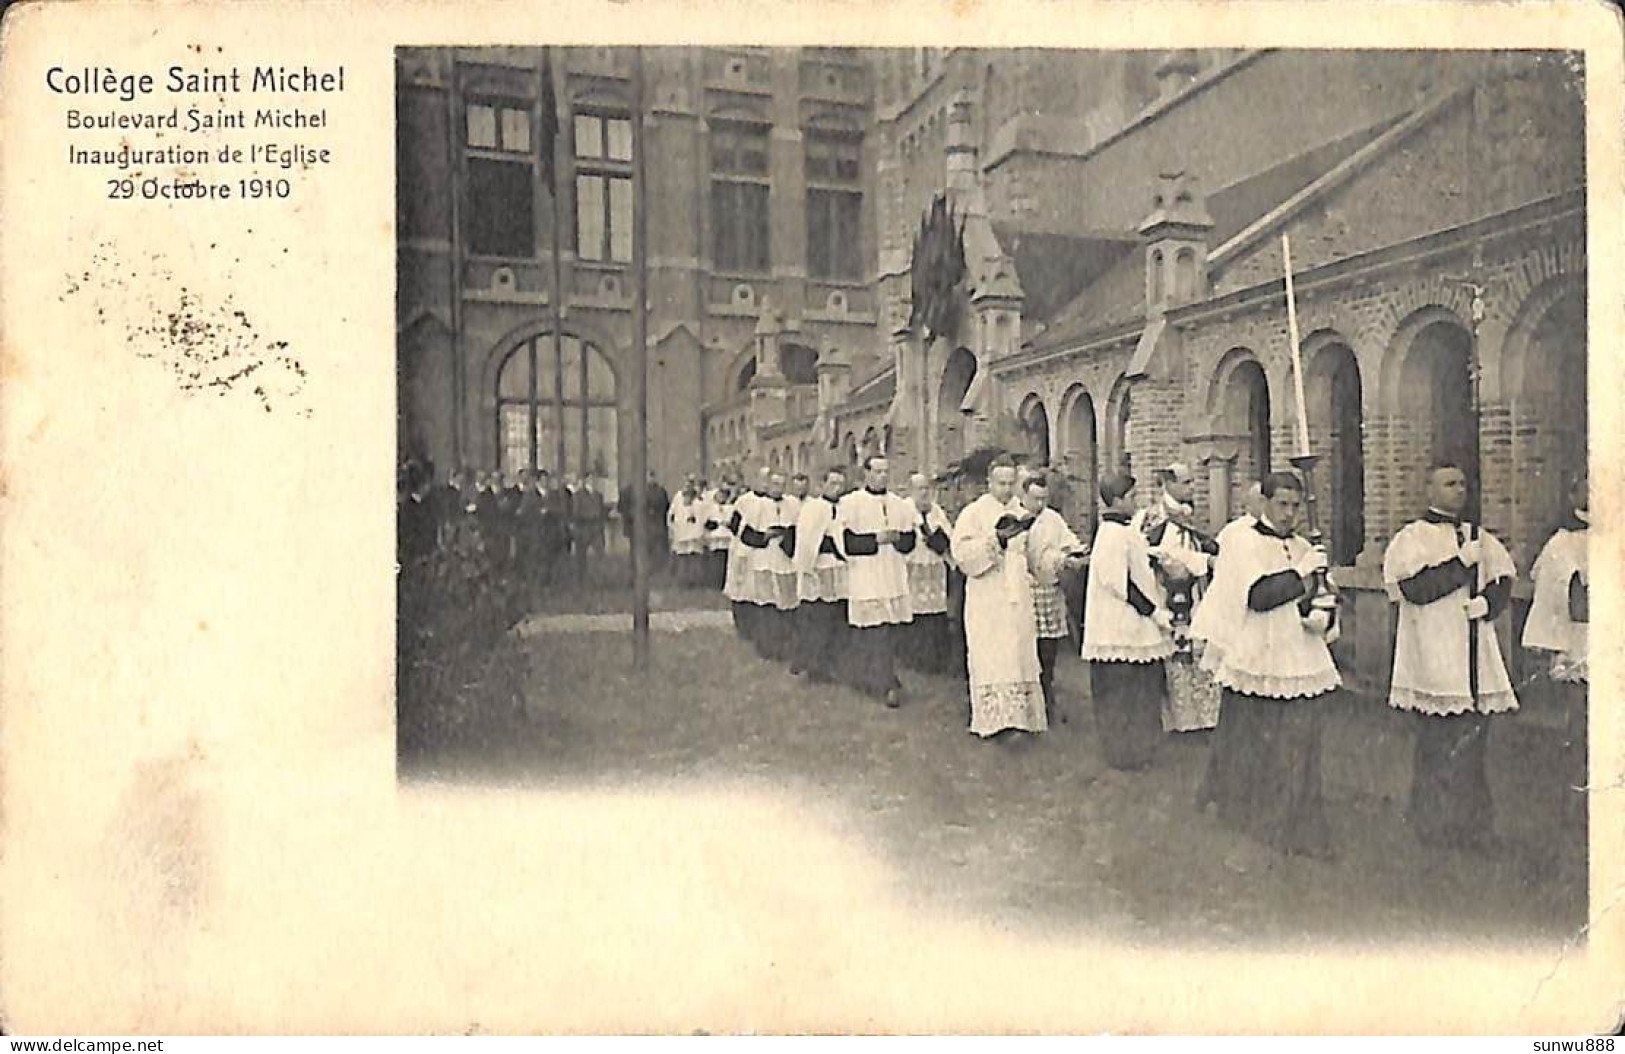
[1124,377,1184,505]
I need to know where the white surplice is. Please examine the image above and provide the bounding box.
[722,490,760,602]
[1027,507,1084,639]
[1382,517,1517,715]
[1208,521,1341,701]
[1191,513,1256,664]
[951,493,1044,736]
[748,493,801,610]
[704,491,733,552]
[1524,520,1588,683]
[794,495,848,603]
[836,488,916,627]
[1082,517,1173,663]
[905,502,953,616]
[667,491,707,555]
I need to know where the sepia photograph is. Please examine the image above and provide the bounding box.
[8,0,1624,1033]
[395,45,1590,946]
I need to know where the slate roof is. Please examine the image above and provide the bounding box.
[1026,114,1404,353]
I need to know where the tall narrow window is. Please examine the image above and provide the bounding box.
[805,130,863,282]
[465,97,535,257]
[574,112,633,264]
[711,121,771,274]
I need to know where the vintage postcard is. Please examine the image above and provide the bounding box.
[1,0,1621,1036]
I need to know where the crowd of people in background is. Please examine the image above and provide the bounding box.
[399,448,1588,864]
[396,459,679,609]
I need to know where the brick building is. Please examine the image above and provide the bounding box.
[396,45,883,494]
[397,46,1586,699]
[864,48,1585,701]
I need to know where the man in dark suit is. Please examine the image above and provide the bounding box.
[645,474,671,576]
[572,476,608,582]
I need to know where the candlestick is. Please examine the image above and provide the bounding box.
[1282,234,1311,459]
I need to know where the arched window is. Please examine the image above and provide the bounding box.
[1174,247,1198,302]
[1062,386,1098,531]
[1148,249,1164,305]
[1111,383,1134,475]
[1019,396,1050,464]
[496,333,618,492]
[735,356,758,393]
[937,347,978,466]
[1246,365,1272,480]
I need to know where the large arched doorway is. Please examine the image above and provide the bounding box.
[938,347,978,467]
[1216,356,1272,489]
[1307,342,1365,564]
[1018,395,1051,465]
[1106,378,1134,476]
[1506,281,1586,560]
[495,332,618,492]
[1398,318,1477,512]
[1061,385,1098,532]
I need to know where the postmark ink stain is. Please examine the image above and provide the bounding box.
[61,240,311,416]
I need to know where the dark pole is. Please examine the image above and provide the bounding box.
[629,46,652,670]
[544,49,563,475]
[1445,250,1488,710]
[1465,274,1486,709]
[445,56,466,472]
[1462,85,1487,710]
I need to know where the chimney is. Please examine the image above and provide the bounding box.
[945,90,982,214]
[1153,49,1201,104]
[1137,170,1214,315]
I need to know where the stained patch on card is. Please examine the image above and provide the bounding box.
[61,240,310,415]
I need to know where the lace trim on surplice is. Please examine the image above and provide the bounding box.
[1387,684,1518,716]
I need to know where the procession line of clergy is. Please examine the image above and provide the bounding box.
[951,459,1091,740]
[719,458,956,709]
[1077,458,1586,859]
[712,450,1587,861]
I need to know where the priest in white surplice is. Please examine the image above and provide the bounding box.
[951,455,1046,741]
[1192,480,1264,676]
[1020,471,1089,726]
[836,455,917,707]
[1525,473,1589,824]
[902,472,955,676]
[741,470,801,663]
[1083,471,1173,768]
[723,471,766,645]
[702,480,735,590]
[1383,461,1517,853]
[1201,471,1340,858]
[667,475,709,587]
[790,465,850,684]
